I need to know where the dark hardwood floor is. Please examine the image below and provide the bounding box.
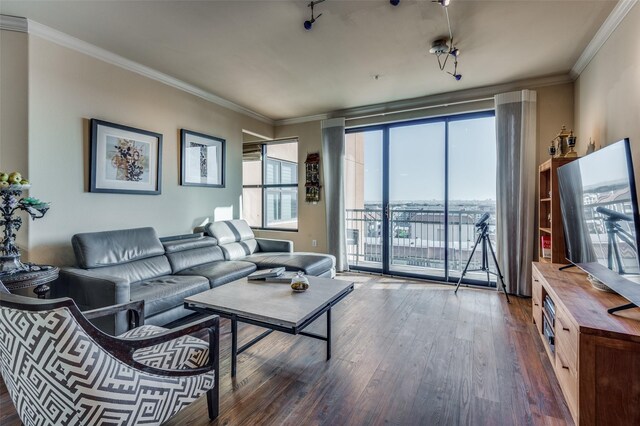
[0,274,573,425]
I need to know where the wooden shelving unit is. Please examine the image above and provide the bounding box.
[538,158,576,264]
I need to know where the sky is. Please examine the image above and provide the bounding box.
[361,116,497,203]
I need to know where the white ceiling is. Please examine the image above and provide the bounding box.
[1,0,616,121]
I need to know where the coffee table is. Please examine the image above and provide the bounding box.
[184,276,354,377]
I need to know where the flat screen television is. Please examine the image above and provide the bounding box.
[557,138,640,314]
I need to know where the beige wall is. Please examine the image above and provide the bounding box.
[536,83,575,167]
[24,35,272,265]
[0,30,29,254]
[254,120,327,253]
[574,4,639,182]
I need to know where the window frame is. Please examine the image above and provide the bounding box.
[243,142,299,232]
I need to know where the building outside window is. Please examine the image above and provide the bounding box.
[242,140,298,230]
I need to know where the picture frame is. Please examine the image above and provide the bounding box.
[180,129,225,188]
[90,119,162,195]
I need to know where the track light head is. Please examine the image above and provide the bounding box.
[304,0,325,30]
[433,0,451,6]
[390,0,400,6]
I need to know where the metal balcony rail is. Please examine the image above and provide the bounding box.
[346,205,497,277]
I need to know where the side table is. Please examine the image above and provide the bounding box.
[1,265,59,299]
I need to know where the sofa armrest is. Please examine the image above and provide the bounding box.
[57,267,131,335]
[255,238,293,253]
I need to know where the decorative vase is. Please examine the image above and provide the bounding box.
[565,131,578,158]
[291,271,310,292]
[0,185,50,275]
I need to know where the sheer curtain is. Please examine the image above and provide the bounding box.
[322,118,348,271]
[495,90,537,296]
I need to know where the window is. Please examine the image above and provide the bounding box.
[242,140,298,230]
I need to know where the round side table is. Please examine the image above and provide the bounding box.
[1,265,59,299]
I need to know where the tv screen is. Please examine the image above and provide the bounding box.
[557,138,640,312]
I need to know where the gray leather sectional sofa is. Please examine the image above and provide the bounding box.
[57,220,335,335]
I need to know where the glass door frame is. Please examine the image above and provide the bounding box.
[345,110,496,287]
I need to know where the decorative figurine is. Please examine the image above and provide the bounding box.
[585,138,596,155]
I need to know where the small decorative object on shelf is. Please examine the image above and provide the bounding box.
[565,130,577,158]
[585,137,596,155]
[0,171,51,275]
[549,125,578,158]
[305,152,321,203]
[291,271,310,292]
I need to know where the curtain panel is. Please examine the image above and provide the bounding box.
[321,118,348,272]
[495,90,537,296]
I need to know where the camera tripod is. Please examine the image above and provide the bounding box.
[597,206,637,274]
[454,213,510,303]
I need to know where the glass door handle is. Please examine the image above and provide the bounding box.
[385,204,390,219]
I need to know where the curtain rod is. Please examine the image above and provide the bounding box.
[344,96,494,122]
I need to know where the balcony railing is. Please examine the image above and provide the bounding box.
[346,205,498,280]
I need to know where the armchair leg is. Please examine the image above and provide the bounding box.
[207,387,219,420]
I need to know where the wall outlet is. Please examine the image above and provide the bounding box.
[312,239,317,247]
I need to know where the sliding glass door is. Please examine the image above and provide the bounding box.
[345,111,497,286]
[389,122,446,277]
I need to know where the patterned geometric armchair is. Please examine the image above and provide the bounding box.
[0,280,219,425]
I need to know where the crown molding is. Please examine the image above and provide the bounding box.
[274,113,330,127]
[25,19,274,125]
[0,15,28,32]
[571,0,638,79]
[275,73,572,126]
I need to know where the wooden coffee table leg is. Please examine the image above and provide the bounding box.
[326,308,332,360]
[231,316,238,377]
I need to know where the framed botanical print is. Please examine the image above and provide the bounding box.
[180,129,225,188]
[90,119,162,195]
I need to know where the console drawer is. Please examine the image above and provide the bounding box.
[556,307,578,357]
[556,344,579,420]
[532,269,543,301]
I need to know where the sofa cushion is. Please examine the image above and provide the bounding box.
[72,227,165,269]
[129,275,210,316]
[178,260,257,288]
[219,241,259,260]
[205,220,255,244]
[92,256,172,284]
[163,237,225,273]
[243,252,336,276]
[162,235,218,253]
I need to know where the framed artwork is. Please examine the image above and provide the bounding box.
[90,119,162,195]
[180,129,225,188]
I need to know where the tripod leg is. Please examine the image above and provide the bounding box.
[612,234,625,274]
[486,235,511,303]
[483,237,490,286]
[455,232,483,294]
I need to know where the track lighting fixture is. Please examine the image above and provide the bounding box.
[428,0,462,81]
[390,0,400,6]
[304,0,326,30]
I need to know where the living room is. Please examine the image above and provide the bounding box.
[0,0,639,424]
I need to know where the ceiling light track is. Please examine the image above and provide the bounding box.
[301,0,463,81]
